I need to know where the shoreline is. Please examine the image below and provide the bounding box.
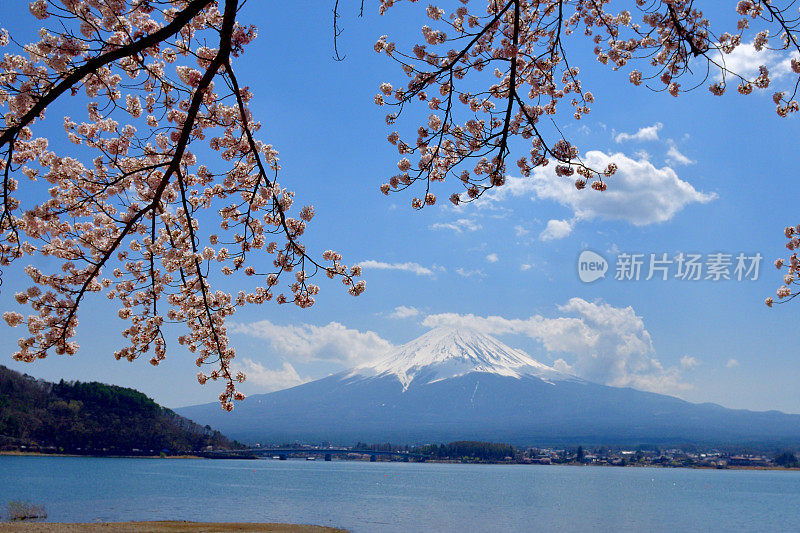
[0,451,204,459]
[419,459,800,471]
[2,451,798,471]
[0,522,346,532]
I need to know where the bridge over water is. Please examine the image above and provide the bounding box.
[204,447,425,461]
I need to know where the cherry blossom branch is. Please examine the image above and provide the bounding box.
[0,0,215,150]
[50,0,239,350]
[333,0,346,62]
[223,62,362,298]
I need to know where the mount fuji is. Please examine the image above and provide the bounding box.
[177,328,800,446]
[349,327,575,390]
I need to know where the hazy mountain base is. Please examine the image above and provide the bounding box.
[178,372,800,448]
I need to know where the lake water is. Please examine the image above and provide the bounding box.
[1,456,799,532]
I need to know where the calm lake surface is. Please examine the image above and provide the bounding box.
[2,456,799,532]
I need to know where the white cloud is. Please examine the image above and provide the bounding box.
[726,358,740,368]
[486,253,499,263]
[520,263,533,271]
[231,359,307,392]
[389,306,420,319]
[680,356,700,370]
[666,141,695,166]
[231,320,394,366]
[715,42,797,82]
[360,259,444,277]
[423,298,691,394]
[484,151,716,226]
[552,358,574,374]
[615,122,662,143]
[539,219,574,241]
[455,267,485,278]
[430,218,482,233]
[514,225,530,237]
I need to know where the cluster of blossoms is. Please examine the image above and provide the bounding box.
[375,0,617,207]
[598,0,799,110]
[767,225,800,306]
[375,0,800,307]
[375,0,800,208]
[0,0,364,410]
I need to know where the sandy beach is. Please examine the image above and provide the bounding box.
[0,522,346,532]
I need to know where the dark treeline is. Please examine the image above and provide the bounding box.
[775,451,799,467]
[415,441,515,461]
[352,440,514,461]
[0,365,242,454]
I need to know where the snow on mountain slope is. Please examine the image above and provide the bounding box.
[349,327,573,390]
[176,326,800,446]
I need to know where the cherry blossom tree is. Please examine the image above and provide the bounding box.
[373,0,800,206]
[1,0,798,409]
[0,0,365,410]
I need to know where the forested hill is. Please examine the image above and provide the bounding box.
[0,365,242,455]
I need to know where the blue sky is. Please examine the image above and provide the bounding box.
[2,1,800,413]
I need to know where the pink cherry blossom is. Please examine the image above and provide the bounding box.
[0,0,365,410]
[4,0,800,406]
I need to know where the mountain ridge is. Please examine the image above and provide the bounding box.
[176,328,800,447]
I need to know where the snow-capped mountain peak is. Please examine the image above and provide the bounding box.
[350,327,570,390]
